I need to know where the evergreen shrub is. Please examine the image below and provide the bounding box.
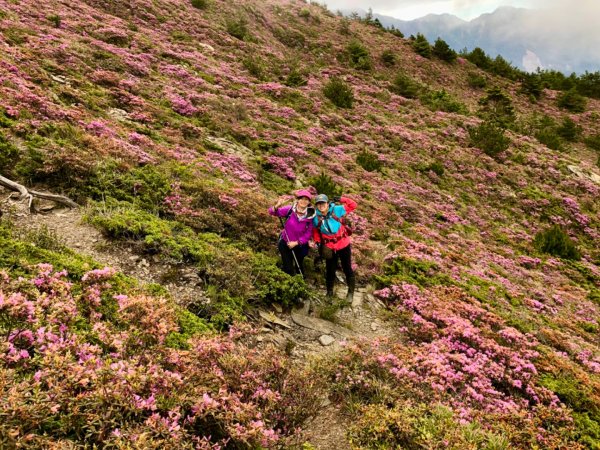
[308,172,342,199]
[467,72,487,88]
[432,37,456,62]
[323,77,354,108]
[533,225,581,260]
[190,0,208,9]
[356,150,382,172]
[469,121,510,157]
[412,33,431,58]
[226,17,248,40]
[557,89,587,112]
[346,40,372,70]
[380,49,396,67]
[390,73,421,99]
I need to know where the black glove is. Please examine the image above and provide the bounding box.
[332,196,342,203]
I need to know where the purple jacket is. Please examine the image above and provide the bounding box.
[268,205,314,245]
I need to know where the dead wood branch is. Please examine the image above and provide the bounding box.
[0,174,78,211]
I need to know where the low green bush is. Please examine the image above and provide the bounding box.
[535,128,564,151]
[374,256,452,288]
[584,134,600,152]
[284,68,308,87]
[390,73,422,99]
[533,225,581,260]
[557,117,582,142]
[323,77,354,108]
[0,131,19,172]
[469,121,510,157]
[558,89,587,112]
[380,49,396,67]
[421,89,467,114]
[226,17,248,40]
[308,172,342,199]
[356,150,382,172]
[190,0,208,9]
[345,40,372,70]
[467,72,487,89]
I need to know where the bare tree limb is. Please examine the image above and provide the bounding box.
[0,174,78,211]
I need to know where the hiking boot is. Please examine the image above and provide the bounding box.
[345,274,356,304]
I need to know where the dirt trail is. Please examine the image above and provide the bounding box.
[10,203,393,449]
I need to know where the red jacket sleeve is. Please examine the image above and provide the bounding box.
[340,196,357,214]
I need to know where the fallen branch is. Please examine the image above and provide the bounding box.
[0,174,78,211]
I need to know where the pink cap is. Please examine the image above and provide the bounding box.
[295,189,312,200]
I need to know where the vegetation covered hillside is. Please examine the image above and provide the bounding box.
[1,0,599,448]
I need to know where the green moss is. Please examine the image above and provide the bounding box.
[374,256,454,288]
[165,309,211,349]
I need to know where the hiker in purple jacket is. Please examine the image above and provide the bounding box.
[268,189,315,277]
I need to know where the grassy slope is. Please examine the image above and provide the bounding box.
[0,0,599,448]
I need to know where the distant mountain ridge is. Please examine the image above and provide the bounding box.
[344,6,600,74]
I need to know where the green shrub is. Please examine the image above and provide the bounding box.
[539,373,600,448]
[478,87,515,128]
[47,14,61,27]
[380,49,396,67]
[165,309,211,349]
[412,33,431,58]
[308,172,342,199]
[0,131,19,172]
[427,160,444,176]
[226,17,248,40]
[323,77,354,108]
[374,256,452,288]
[465,47,491,70]
[190,0,208,9]
[432,37,456,62]
[273,27,305,48]
[533,225,581,260]
[356,150,382,172]
[469,121,510,157]
[467,72,487,88]
[349,403,510,450]
[421,89,467,114]
[584,134,600,152]
[345,40,372,70]
[557,117,582,142]
[242,56,266,80]
[284,68,307,87]
[390,73,422,99]
[520,73,543,100]
[557,88,587,112]
[535,124,564,151]
[82,161,172,213]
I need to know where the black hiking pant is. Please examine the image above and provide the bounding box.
[278,239,308,277]
[325,244,354,292]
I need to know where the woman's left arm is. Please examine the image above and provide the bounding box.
[340,196,357,214]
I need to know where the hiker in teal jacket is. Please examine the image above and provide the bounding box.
[312,194,357,302]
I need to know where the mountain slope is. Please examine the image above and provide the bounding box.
[0,0,599,448]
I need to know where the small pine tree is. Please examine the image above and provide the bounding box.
[380,50,396,67]
[478,87,515,129]
[466,47,491,70]
[469,121,510,157]
[520,73,543,101]
[557,117,582,142]
[390,73,421,99]
[346,40,372,70]
[534,225,581,260]
[467,72,487,88]
[226,17,248,40]
[412,33,431,58]
[309,172,342,199]
[557,88,587,113]
[284,69,307,87]
[323,77,354,108]
[356,150,382,172]
[432,37,456,63]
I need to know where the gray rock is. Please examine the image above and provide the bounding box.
[291,312,353,338]
[319,335,335,346]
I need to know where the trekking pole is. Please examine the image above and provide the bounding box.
[278,216,303,277]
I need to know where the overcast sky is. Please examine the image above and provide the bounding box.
[323,0,557,20]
